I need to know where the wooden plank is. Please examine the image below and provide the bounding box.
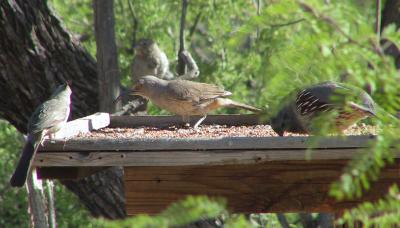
[36,112,110,179]
[124,159,400,214]
[41,135,375,152]
[50,112,110,139]
[37,167,107,180]
[34,149,400,167]
[109,114,261,128]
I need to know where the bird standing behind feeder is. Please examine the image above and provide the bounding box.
[270,81,376,136]
[10,83,72,187]
[118,76,261,128]
[131,38,173,82]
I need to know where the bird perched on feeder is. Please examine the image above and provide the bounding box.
[131,38,173,82]
[118,76,261,128]
[270,81,376,136]
[10,83,72,187]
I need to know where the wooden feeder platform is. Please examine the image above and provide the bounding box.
[35,113,400,215]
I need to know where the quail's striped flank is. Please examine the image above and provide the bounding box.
[271,81,376,136]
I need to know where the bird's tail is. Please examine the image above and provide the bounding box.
[10,134,42,187]
[217,98,261,113]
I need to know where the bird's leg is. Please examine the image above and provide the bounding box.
[40,130,48,146]
[62,139,68,150]
[193,115,207,129]
[49,132,57,140]
[181,116,191,128]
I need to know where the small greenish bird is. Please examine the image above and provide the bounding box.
[271,81,376,136]
[10,83,72,187]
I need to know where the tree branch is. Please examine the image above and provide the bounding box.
[127,0,139,47]
[177,0,188,76]
[375,0,382,41]
[188,11,202,40]
[176,50,200,80]
[299,1,385,58]
[276,214,290,228]
[270,18,305,29]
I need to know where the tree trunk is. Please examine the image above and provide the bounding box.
[0,0,125,219]
[381,0,400,69]
[94,0,121,113]
[381,0,400,29]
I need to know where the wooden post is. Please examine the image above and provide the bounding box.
[94,0,120,113]
[27,170,49,228]
[46,180,56,228]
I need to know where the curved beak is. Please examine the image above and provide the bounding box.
[114,89,138,104]
[271,124,285,136]
[349,102,376,117]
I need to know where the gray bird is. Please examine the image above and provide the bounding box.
[271,81,376,136]
[120,76,261,128]
[131,38,173,82]
[10,83,72,187]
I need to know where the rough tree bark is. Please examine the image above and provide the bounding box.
[94,0,120,113]
[0,0,125,219]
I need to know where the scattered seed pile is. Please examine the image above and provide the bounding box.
[77,123,378,139]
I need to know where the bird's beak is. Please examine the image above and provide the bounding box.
[114,89,139,104]
[349,102,376,117]
[271,123,285,136]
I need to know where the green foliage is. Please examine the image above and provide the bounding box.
[0,121,94,227]
[230,0,400,224]
[338,185,400,228]
[0,121,28,227]
[97,196,252,228]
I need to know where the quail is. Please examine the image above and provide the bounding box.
[10,83,72,187]
[271,81,376,136]
[131,38,173,82]
[119,76,261,128]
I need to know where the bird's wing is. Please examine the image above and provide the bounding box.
[28,98,69,134]
[295,82,338,116]
[167,80,230,104]
[295,81,375,116]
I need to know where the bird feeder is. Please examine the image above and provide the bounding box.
[35,113,400,215]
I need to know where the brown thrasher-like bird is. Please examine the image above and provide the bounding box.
[120,76,261,128]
